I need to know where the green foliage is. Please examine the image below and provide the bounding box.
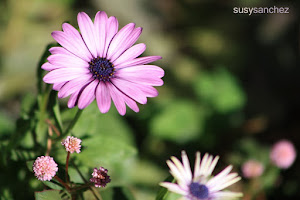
[49,90,63,134]
[262,167,280,189]
[150,100,206,143]
[0,112,14,134]
[35,190,70,200]
[156,176,174,200]
[194,67,246,113]
[100,187,135,200]
[43,181,64,190]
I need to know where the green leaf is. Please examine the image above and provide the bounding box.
[150,100,206,143]
[42,181,64,190]
[156,176,175,200]
[156,186,169,200]
[19,93,37,119]
[35,189,69,200]
[194,67,246,113]
[26,160,34,172]
[0,112,14,134]
[127,159,167,186]
[164,192,182,200]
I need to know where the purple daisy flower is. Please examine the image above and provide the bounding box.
[42,11,164,115]
[160,151,242,200]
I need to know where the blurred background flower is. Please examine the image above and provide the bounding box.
[270,140,296,169]
[0,0,299,199]
[242,160,264,178]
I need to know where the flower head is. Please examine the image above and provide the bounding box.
[33,156,58,181]
[241,160,264,178]
[90,167,111,188]
[160,151,242,200]
[42,11,164,115]
[270,140,296,169]
[61,136,82,153]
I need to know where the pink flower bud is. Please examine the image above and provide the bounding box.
[61,136,82,153]
[90,167,111,188]
[33,156,58,181]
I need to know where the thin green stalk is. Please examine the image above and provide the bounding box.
[63,109,83,136]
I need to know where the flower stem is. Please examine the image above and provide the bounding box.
[63,109,83,136]
[72,182,93,191]
[54,175,71,191]
[71,160,101,200]
[66,152,70,184]
[46,126,53,156]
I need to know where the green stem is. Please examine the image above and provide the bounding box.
[63,109,83,136]
[72,182,93,191]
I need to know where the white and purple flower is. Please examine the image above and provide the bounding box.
[160,151,242,200]
[42,11,164,115]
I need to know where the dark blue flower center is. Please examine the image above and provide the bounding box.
[88,57,115,81]
[189,182,209,200]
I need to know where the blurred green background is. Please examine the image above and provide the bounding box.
[0,0,299,199]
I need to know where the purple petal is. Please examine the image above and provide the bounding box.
[49,47,73,56]
[94,11,108,57]
[51,23,92,62]
[78,80,98,109]
[136,85,158,97]
[41,63,57,71]
[43,68,89,83]
[113,43,146,66]
[68,90,80,108]
[58,74,93,98]
[115,65,164,86]
[117,65,164,78]
[123,94,139,113]
[106,83,126,115]
[95,81,111,113]
[111,78,147,104]
[106,23,135,60]
[103,16,119,57]
[116,75,163,86]
[115,56,162,69]
[53,82,66,91]
[77,12,98,58]
[48,54,89,68]
[109,27,142,62]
